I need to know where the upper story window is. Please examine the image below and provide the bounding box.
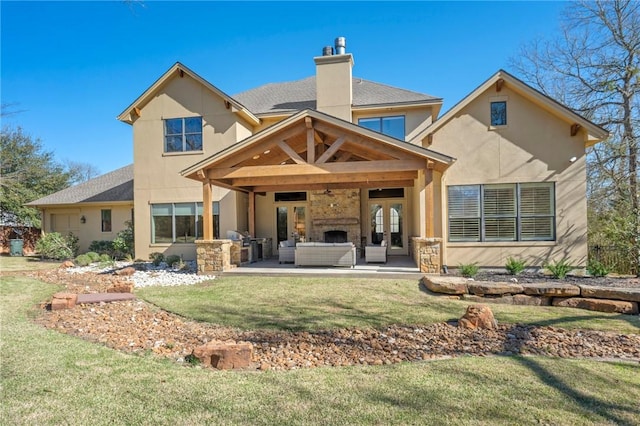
[164,117,203,153]
[490,101,507,126]
[448,182,555,242]
[358,116,405,139]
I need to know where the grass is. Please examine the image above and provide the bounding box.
[137,275,640,333]
[2,257,640,424]
[0,254,60,272]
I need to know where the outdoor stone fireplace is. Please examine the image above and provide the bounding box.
[309,189,361,245]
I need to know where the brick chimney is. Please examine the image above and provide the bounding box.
[314,37,353,121]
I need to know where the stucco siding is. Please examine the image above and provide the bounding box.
[431,85,588,268]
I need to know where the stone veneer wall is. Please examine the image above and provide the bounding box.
[411,237,442,274]
[309,189,361,245]
[195,240,232,274]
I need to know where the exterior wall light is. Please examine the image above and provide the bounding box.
[80,215,86,224]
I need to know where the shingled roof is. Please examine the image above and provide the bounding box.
[27,164,133,206]
[233,76,441,115]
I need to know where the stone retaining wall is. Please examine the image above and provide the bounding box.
[195,240,232,274]
[423,276,639,315]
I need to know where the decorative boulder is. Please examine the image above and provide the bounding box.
[59,260,75,269]
[458,304,497,330]
[114,267,136,276]
[51,292,77,310]
[192,341,253,370]
[107,282,134,293]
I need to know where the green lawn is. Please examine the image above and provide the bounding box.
[2,257,640,425]
[137,275,640,333]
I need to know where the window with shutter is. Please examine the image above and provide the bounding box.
[447,183,555,242]
[448,185,480,241]
[483,184,516,241]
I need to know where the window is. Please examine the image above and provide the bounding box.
[448,183,554,242]
[101,209,112,232]
[490,101,507,126]
[164,117,203,153]
[358,116,405,139]
[151,201,219,243]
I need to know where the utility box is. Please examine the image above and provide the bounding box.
[9,239,24,256]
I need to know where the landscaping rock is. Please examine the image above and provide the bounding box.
[51,292,77,310]
[192,341,253,369]
[423,277,468,295]
[107,282,134,293]
[458,304,497,330]
[59,260,75,269]
[552,297,639,314]
[521,283,581,297]
[114,267,136,276]
[467,282,523,296]
[579,285,640,303]
[512,294,552,306]
[461,294,515,305]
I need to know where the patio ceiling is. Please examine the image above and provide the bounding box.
[182,109,454,193]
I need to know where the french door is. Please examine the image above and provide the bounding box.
[276,204,307,244]
[368,201,407,255]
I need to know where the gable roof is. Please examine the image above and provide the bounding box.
[233,76,442,116]
[116,62,260,126]
[411,69,609,147]
[26,164,134,207]
[182,108,455,183]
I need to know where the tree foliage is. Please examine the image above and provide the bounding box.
[1,126,73,227]
[511,0,639,275]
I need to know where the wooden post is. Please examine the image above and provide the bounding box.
[203,180,213,240]
[306,117,315,164]
[248,191,255,237]
[425,168,434,237]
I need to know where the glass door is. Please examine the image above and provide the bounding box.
[276,205,307,245]
[369,201,407,255]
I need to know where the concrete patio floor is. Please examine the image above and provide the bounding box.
[224,255,424,279]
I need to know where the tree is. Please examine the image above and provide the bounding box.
[511,0,639,275]
[65,159,101,185]
[1,126,73,228]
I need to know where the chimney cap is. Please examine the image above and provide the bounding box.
[334,37,346,54]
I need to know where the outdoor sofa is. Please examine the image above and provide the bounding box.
[278,240,296,264]
[294,242,356,267]
[365,240,387,263]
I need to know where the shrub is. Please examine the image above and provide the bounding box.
[112,220,134,259]
[505,257,526,275]
[545,259,573,279]
[86,251,101,262]
[587,260,610,277]
[89,240,115,256]
[35,232,74,260]
[150,252,164,267]
[165,255,181,268]
[74,254,92,266]
[66,233,80,258]
[458,262,479,278]
[99,253,112,262]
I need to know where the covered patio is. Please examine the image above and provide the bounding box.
[181,109,454,274]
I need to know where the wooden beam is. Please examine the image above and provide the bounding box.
[316,136,346,164]
[426,133,433,145]
[307,127,315,164]
[427,160,435,170]
[196,169,206,180]
[207,159,426,180]
[133,107,141,117]
[202,180,213,240]
[248,191,255,237]
[571,123,581,136]
[335,151,352,162]
[314,131,324,145]
[496,78,504,92]
[277,140,306,164]
[251,180,415,193]
[231,170,418,187]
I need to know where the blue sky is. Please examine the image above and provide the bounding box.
[1,1,566,175]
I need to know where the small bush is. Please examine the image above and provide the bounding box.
[113,220,134,259]
[66,233,79,257]
[35,233,74,260]
[545,259,573,279]
[99,253,112,262]
[587,260,610,277]
[165,255,181,268]
[150,252,164,267]
[86,251,101,262]
[505,257,526,275]
[458,262,479,278]
[74,254,92,266]
[89,240,115,256]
